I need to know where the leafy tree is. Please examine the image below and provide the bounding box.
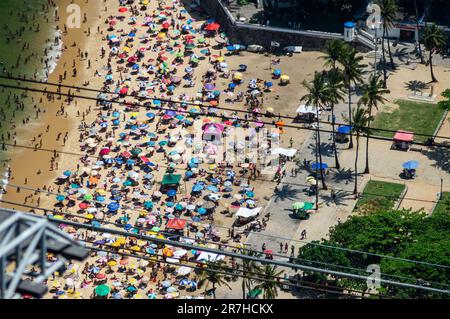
[198,260,231,299]
[254,264,284,299]
[377,0,398,71]
[320,39,346,70]
[339,46,367,149]
[358,74,390,174]
[301,72,330,190]
[422,23,447,82]
[438,89,450,110]
[239,249,261,299]
[324,69,346,169]
[347,106,372,194]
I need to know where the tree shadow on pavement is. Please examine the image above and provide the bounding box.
[274,184,302,203]
[331,168,354,184]
[307,141,334,158]
[421,142,450,173]
[321,189,351,207]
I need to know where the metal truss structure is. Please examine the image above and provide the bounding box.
[0,209,89,299]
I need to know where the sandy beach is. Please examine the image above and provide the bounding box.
[0,0,448,300]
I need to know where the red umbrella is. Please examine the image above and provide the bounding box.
[96,273,106,279]
[99,148,110,156]
[162,22,170,29]
[122,151,131,158]
[119,87,128,95]
[118,7,128,12]
[109,20,117,26]
[166,218,186,230]
[205,22,220,31]
[79,202,89,210]
[127,56,137,63]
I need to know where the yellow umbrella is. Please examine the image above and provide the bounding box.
[280,75,290,83]
[136,269,144,276]
[216,57,225,62]
[97,189,107,196]
[137,240,146,246]
[142,0,149,5]
[157,32,166,39]
[117,237,127,244]
[267,107,274,113]
[134,294,144,299]
[111,242,121,248]
[233,72,242,80]
[53,215,64,220]
[52,281,60,288]
[107,260,117,267]
[130,112,139,117]
[123,46,131,53]
[131,245,141,251]
[85,214,94,220]
[129,278,138,285]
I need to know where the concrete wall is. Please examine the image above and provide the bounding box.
[199,0,349,51]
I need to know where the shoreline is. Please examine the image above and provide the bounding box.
[0,0,101,212]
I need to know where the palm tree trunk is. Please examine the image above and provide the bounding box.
[353,133,359,194]
[381,28,388,88]
[213,282,216,299]
[386,35,395,70]
[347,87,353,149]
[331,104,340,169]
[242,275,246,299]
[316,109,327,190]
[414,0,425,64]
[364,109,372,174]
[429,53,437,82]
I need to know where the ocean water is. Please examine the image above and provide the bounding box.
[0,0,60,185]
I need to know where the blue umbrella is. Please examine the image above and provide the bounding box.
[206,185,218,193]
[107,202,120,212]
[185,171,194,177]
[166,202,174,207]
[402,161,419,170]
[265,81,273,88]
[112,119,120,126]
[63,170,72,177]
[56,195,65,202]
[132,64,140,70]
[198,207,207,215]
[273,69,282,76]
[96,196,105,202]
[226,45,235,51]
[337,125,352,134]
[144,201,154,209]
[167,189,177,197]
[246,191,255,198]
[128,32,136,37]
[146,112,155,118]
[126,159,135,165]
[112,111,120,118]
[92,221,101,228]
[165,110,176,117]
[311,162,329,170]
[192,183,204,192]
[100,122,108,127]
[167,85,175,91]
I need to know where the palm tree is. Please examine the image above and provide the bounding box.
[422,23,447,82]
[339,46,367,149]
[358,75,390,174]
[198,260,231,299]
[301,72,329,190]
[255,264,284,299]
[240,249,261,299]
[320,39,345,70]
[414,0,425,64]
[347,107,372,194]
[324,69,345,169]
[378,0,398,70]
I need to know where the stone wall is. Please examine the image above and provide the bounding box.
[198,0,370,52]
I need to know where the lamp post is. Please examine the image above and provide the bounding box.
[440,177,444,200]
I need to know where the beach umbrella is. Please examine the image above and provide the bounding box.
[205,22,220,31]
[161,280,172,288]
[107,202,120,212]
[118,7,128,13]
[167,189,177,197]
[198,207,207,215]
[273,69,282,76]
[226,45,236,51]
[292,202,304,210]
[337,125,352,134]
[311,162,328,170]
[95,285,110,297]
[402,161,419,170]
[245,191,255,198]
[56,195,65,202]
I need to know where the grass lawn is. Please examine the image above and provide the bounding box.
[371,100,446,143]
[433,192,450,215]
[354,180,406,213]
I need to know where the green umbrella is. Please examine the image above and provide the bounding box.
[197,38,206,43]
[303,202,314,210]
[292,202,304,210]
[131,148,143,156]
[95,284,110,297]
[84,194,93,201]
[248,288,262,298]
[176,52,184,58]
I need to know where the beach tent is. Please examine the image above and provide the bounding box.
[271,148,297,157]
[161,174,182,191]
[393,131,414,150]
[203,123,224,143]
[166,218,186,230]
[196,252,225,263]
[235,207,262,218]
